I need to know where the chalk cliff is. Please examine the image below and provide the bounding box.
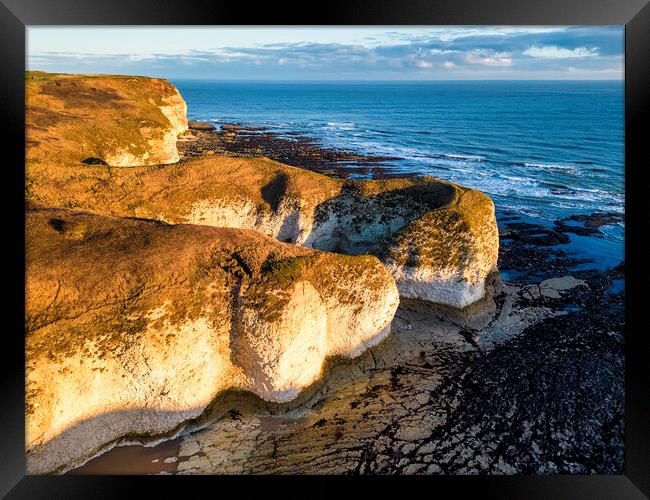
[25,206,398,473]
[27,155,498,308]
[26,71,188,166]
[25,71,498,308]
[24,72,500,473]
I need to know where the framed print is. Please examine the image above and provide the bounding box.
[1,0,648,497]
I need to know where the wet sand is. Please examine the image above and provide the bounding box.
[68,437,182,475]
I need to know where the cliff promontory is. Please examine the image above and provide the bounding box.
[27,157,498,308]
[26,72,498,309]
[26,71,188,166]
[26,205,399,473]
[25,72,500,474]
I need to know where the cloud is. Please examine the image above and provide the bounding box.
[383,26,567,43]
[465,50,513,66]
[523,45,599,58]
[27,26,623,80]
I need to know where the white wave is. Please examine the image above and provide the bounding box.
[325,121,355,130]
[500,174,539,184]
[524,162,578,170]
[444,153,486,162]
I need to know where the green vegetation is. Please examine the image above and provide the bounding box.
[26,70,150,81]
[260,255,316,286]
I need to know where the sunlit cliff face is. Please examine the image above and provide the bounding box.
[25,72,499,474]
[25,72,188,167]
[25,206,399,474]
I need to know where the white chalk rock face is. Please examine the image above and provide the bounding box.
[25,206,398,474]
[380,189,500,309]
[157,86,189,137]
[174,166,499,309]
[99,81,188,167]
[234,280,329,402]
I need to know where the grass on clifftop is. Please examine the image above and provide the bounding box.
[26,70,183,167]
[26,70,151,81]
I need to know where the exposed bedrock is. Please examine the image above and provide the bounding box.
[25,206,398,473]
[27,156,499,308]
[26,71,188,166]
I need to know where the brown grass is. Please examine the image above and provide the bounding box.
[26,71,181,166]
[26,206,382,364]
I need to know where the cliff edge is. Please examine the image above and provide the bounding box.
[28,154,498,309]
[26,71,188,166]
[24,72,500,473]
[26,71,498,308]
[26,206,398,473]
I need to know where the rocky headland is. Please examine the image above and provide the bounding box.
[26,71,187,166]
[27,157,497,309]
[26,84,499,309]
[26,205,398,473]
[25,72,624,475]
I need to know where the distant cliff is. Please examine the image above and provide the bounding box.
[26,71,188,166]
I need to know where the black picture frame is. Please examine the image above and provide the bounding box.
[2,0,648,497]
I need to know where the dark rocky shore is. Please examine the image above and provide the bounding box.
[72,121,625,475]
[179,120,407,179]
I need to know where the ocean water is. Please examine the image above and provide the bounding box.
[173,80,625,270]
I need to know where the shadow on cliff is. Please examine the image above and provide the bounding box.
[260,172,289,212]
[306,180,457,254]
[29,334,398,475]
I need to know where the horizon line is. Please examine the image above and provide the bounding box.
[166,78,624,82]
[26,70,623,83]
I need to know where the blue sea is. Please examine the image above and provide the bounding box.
[173,80,625,271]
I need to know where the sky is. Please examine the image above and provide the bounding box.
[27,26,624,80]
